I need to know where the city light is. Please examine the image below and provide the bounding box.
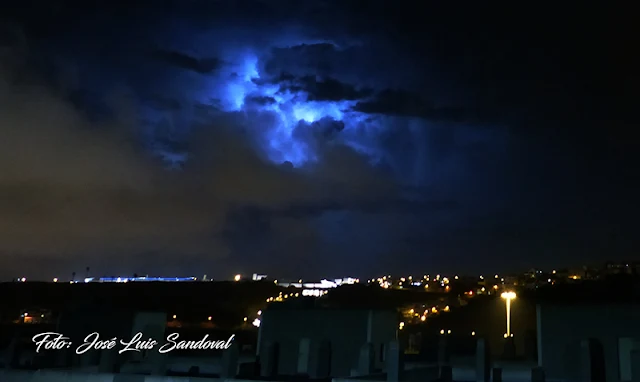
[53,278,58,282]
[172,315,177,319]
[252,318,261,327]
[99,276,196,283]
[234,274,241,282]
[208,316,212,321]
[501,291,517,337]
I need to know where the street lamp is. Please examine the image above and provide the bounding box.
[501,291,516,337]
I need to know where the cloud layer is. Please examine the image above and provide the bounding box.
[1,2,637,280]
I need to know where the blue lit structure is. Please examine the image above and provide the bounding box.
[97,276,196,283]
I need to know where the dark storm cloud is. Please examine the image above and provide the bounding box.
[1,1,638,280]
[244,95,277,106]
[280,75,372,102]
[263,43,402,89]
[145,95,182,111]
[353,89,497,124]
[0,49,399,278]
[267,43,339,75]
[149,49,223,74]
[293,117,345,140]
[269,198,458,219]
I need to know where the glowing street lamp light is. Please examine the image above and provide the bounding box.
[501,291,516,337]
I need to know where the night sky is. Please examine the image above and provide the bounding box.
[1,2,637,280]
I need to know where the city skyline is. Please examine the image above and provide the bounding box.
[7,258,638,283]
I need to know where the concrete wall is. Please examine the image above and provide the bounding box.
[367,310,398,369]
[0,370,250,381]
[537,303,640,382]
[258,308,397,377]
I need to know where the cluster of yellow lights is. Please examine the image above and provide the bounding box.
[440,329,452,335]
[406,304,453,322]
[266,290,320,303]
[369,273,510,291]
[375,273,462,290]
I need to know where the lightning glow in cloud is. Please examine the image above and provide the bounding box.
[211,51,376,166]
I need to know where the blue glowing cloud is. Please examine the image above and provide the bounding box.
[202,50,382,167]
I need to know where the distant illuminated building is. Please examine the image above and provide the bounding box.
[98,276,196,283]
[301,289,328,297]
[252,274,267,281]
[276,277,357,289]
